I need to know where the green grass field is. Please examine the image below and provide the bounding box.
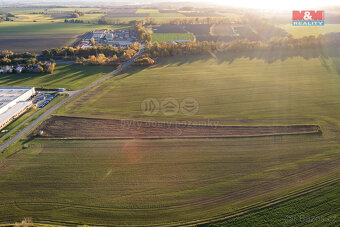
[0,51,338,225]
[0,65,112,90]
[152,32,195,42]
[280,23,340,38]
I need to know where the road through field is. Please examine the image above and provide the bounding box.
[0,46,144,152]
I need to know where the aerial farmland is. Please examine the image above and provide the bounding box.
[0,1,340,226]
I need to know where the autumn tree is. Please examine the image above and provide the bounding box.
[90,37,95,46]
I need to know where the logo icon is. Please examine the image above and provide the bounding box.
[180,97,199,115]
[141,98,159,116]
[292,10,324,26]
[160,97,179,116]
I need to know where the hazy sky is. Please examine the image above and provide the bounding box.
[2,0,339,9]
[213,0,340,9]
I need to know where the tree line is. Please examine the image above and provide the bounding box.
[0,51,37,66]
[98,16,240,26]
[144,34,340,58]
[41,43,141,64]
[74,47,138,65]
[64,19,85,23]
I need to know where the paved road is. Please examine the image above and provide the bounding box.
[0,47,144,152]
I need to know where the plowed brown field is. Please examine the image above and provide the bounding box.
[33,116,321,139]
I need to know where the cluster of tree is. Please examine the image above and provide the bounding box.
[41,43,141,60]
[0,51,37,66]
[30,12,47,15]
[0,50,36,58]
[0,57,37,66]
[72,10,84,18]
[0,61,55,74]
[134,54,155,66]
[0,50,54,74]
[145,41,217,57]
[41,46,120,58]
[119,48,138,61]
[135,21,152,42]
[64,19,84,23]
[75,54,118,65]
[45,61,56,73]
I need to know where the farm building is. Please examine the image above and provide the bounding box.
[0,87,35,129]
[108,40,132,47]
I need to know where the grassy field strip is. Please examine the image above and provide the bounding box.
[152,33,196,43]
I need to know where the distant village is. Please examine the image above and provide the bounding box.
[77,29,138,48]
[0,62,54,74]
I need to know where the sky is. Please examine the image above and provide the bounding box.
[213,0,340,9]
[1,0,339,9]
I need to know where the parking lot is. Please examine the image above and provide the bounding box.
[32,91,58,108]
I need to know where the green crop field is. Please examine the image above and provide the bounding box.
[0,134,339,226]
[0,51,336,225]
[204,180,340,226]
[152,32,195,42]
[280,23,340,37]
[0,65,112,90]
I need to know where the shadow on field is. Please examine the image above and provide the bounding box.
[153,47,340,67]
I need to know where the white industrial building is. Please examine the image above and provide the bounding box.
[0,87,35,129]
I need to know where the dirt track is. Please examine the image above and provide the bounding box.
[33,116,322,139]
